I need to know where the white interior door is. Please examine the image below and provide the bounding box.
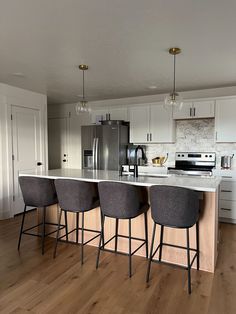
[12,105,42,215]
[48,117,68,169]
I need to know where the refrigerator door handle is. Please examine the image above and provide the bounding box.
[95,138,99,169]
[92,138,96,169]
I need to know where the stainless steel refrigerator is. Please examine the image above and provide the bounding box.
[81,124,129,170]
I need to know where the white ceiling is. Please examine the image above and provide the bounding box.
[1,0,236,104]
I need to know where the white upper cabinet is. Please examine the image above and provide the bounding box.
[91,107,128,124]
[129,103,175,143]
[173,100,215,119]
[215,98,236,142]
[149,104,175,143]
[193,100,215,118]
[129,106,150,143]
[108,107,128,121]
[173,102,192,119]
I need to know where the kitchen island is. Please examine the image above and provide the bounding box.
[19,169,221,273]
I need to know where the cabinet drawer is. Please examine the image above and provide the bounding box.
[219,200,236,219]
[220,181,236,201]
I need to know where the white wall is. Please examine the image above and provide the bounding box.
[0,83,47,219]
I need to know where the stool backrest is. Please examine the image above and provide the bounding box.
[55,179,99,212]
[150,185,200,228]
[19,176,58,207]
[98,181,148,219]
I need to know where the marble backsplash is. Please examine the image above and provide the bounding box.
[145,119,236,168]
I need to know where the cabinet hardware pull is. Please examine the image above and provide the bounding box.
[190,108,192,117]
[222,176,233,178]
[150,133,152,141]
[147,133,149,141]
[193,107,196,116]
[221,190,232,193]
[221,208,231,211]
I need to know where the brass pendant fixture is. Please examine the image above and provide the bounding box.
[75,64,91,115]
[164,47,183,110]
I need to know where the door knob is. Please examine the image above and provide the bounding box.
[37,162,42,166]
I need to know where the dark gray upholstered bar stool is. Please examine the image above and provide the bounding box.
[18,176,60,255]
[54,179,100,265]
[96,181,149,277]
[146,185,200,294]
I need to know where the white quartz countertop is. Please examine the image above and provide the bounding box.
[19,169,221,192]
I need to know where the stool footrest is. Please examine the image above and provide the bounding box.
[58,227,100,245]
[99,233,146,257]
[22,222,65,237]
[151,242,198,270]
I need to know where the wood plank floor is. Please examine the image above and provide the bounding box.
[0,212,235,314]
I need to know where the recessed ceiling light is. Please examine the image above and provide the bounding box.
[148,85,157,90]
[12,72,25,77]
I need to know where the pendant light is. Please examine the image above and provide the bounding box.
[75,64,91,115]
[164,47,183,110]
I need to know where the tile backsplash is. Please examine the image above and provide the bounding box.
[145,119,236,168]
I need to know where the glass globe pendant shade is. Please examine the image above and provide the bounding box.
[75,100,91,115]
[164,92,183,110]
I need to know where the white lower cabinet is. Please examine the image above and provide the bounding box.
[219,200,236,220]
[213,169,236,223]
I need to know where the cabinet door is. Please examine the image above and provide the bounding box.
[108,107,128,121]
[90,109,108,124]
[173,102,192,119]
[215,98,236,142]
[149,103,175,143]
[129,106,149,143]
[193,100,215,118]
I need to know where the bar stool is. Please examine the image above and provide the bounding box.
[18,176,60,255]
[96,181,149,277]
[54,179,100,265]
[146,185,200,294]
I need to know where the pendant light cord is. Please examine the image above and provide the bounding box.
[173,54,176,95]
[82,69,85,100]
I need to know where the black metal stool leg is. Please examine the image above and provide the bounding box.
[64,210,68,241]
[53,209,62,258]
[146,223,156,283]
[159,225,164,261]
[115,218,119,252]
[144,212,148,258]
[196,221,199,270]
[96,214,105,269]
[81,212,84,265]
[128,218,132,277]
[76,212,79,244]
[42,207,46,255]
[186,228,191,294]
[18,205,27,250]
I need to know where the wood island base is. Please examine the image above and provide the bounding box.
[46,190,218,273]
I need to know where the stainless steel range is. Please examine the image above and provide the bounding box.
[168,152,216,176]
